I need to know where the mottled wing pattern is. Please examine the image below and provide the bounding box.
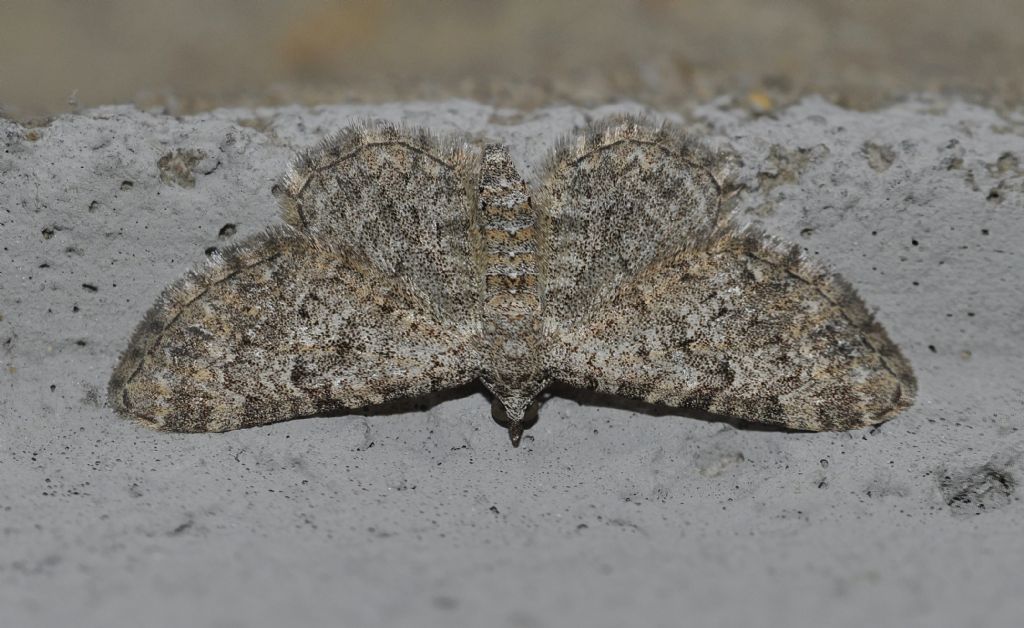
[540,116,914,430]
[536,116,726,324]
[279,122,482,320]
[109,228,479,432]
[110,116,916,440]
[547,227,916,430]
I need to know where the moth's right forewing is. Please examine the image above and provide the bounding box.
[109,228,480,432]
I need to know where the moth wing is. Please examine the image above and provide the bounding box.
[546,227,915,430]
[108,228,479,432]
[279,121,482,321]
[536,115,726,325]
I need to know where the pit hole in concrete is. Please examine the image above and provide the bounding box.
[941,465,1016,516]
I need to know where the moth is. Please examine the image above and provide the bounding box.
[109,116,915,446]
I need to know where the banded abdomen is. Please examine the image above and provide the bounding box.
[477,145,547,444]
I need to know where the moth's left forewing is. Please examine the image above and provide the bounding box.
[544,225,916,431]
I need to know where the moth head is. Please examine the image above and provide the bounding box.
[490,395,540,448]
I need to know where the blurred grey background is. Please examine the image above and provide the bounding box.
[2,0,1023,119]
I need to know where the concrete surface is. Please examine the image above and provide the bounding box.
[1,98,1023,627]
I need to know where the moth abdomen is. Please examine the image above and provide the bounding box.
[477,144,548,442]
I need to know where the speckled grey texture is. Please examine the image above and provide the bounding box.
[2,98,1023,627]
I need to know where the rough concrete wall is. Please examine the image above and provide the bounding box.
[1,98,1023,627]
